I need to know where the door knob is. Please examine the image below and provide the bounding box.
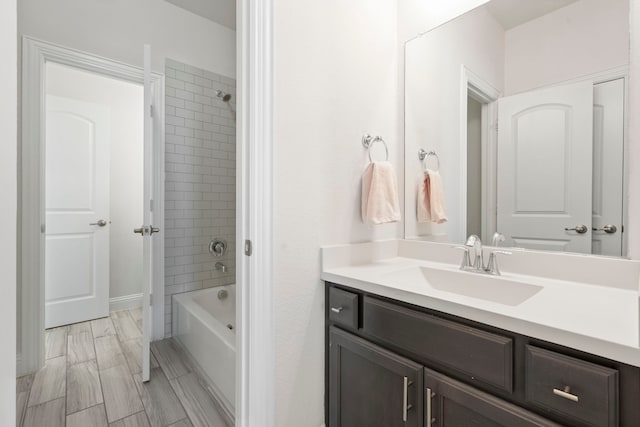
[90,219,108,227]
[150,227,160,235]
[564,225,588,234]
[593,224,617,234]
[133,227,146,235]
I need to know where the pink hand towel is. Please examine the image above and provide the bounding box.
[362,161,401,225]
[418,169,447,224]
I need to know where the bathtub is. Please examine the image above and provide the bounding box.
[172,285,235,417]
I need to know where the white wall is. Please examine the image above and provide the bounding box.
[504,0,629,95]
[19,0,235,77]
[404,6,505,241]
[1,0,17,424]
[45,62,145,303]
[398,0,490,43]
[273,0,400,425]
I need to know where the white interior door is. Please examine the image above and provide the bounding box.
[141,45,153,383]
[592,79,625,257]
[45,95,110,328]
[497,81,593,253]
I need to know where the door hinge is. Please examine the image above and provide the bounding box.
[150,199,154,211]
[149,293,152,306]
[150,105,154,117]
[244,239,253,256]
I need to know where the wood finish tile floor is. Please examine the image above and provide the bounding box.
[16,309,230,427]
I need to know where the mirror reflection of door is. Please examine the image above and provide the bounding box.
[405,0,629,257]
[494,79,624,257]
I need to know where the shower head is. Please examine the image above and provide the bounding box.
[216,90,231,102]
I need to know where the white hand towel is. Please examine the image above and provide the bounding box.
[362,161,401,225]
[417,169,447,224]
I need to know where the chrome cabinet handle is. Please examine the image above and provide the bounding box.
[90,219,108,227]
[426,387,435,426]
[402,377,414,422]
[593,224,617,234]
[553,386,579,402]
[564,225,588,234]
[330,307,343,314]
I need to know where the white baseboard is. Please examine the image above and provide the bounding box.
[109,293,143,312]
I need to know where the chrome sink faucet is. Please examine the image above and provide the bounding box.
[456,234,511,275]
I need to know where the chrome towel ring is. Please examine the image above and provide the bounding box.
[418,148,440,171]
[362,134,389,162]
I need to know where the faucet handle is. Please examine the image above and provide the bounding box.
[486,250,512,275]
[492,232,506,247]
[453,246,472,270]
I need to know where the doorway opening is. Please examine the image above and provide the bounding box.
[460,66,501,244]
[20,39,165,382]
[44,61,144,329]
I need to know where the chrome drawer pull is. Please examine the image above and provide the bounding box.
[403,377,409,422]
[330,307,344,314]
[553,386,579,402]
[426,387,435,426]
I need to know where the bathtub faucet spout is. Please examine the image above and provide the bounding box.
[215,262,227,273]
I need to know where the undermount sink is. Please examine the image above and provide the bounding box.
[382,266,543,306]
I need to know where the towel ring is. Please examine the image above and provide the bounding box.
[362,134,389,162]
[418,149,440,171]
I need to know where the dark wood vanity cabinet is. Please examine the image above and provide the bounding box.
[329,327,423,427]
[326,283,640,427]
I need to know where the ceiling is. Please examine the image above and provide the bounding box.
[486,0,580,30]
[165,0,236,30]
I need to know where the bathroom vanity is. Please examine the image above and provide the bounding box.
[322,240,640,427]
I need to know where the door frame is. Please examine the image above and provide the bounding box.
[459,65,501,243]
[20,37,165,375]
[236,0,275,426]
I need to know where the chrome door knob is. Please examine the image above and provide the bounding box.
[90,219,108,227]
[593,224,617,234]
[564,225,588,234]
[133,227,145,235]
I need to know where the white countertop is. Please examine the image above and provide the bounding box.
[321,240,640,366]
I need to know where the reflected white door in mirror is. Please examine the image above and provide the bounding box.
[496,79,625,256]
[404,0,630,258]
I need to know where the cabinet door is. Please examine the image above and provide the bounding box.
[425,369,561,427]
[329,326,423,427]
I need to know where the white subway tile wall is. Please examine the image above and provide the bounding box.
[164,59,236,337]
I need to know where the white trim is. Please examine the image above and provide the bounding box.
[16,354,21,380]
[20,37,165,374]
[109,293,143,312]
[459,65,501,243]
[236,0,274,426]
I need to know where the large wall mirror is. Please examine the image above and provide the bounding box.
[405,0,630,257]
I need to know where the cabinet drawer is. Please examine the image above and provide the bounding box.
[363,296,513,393]
[525,345,618,427]
[329,287,359,330]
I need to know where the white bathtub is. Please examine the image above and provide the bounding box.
[172,285,235,417]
